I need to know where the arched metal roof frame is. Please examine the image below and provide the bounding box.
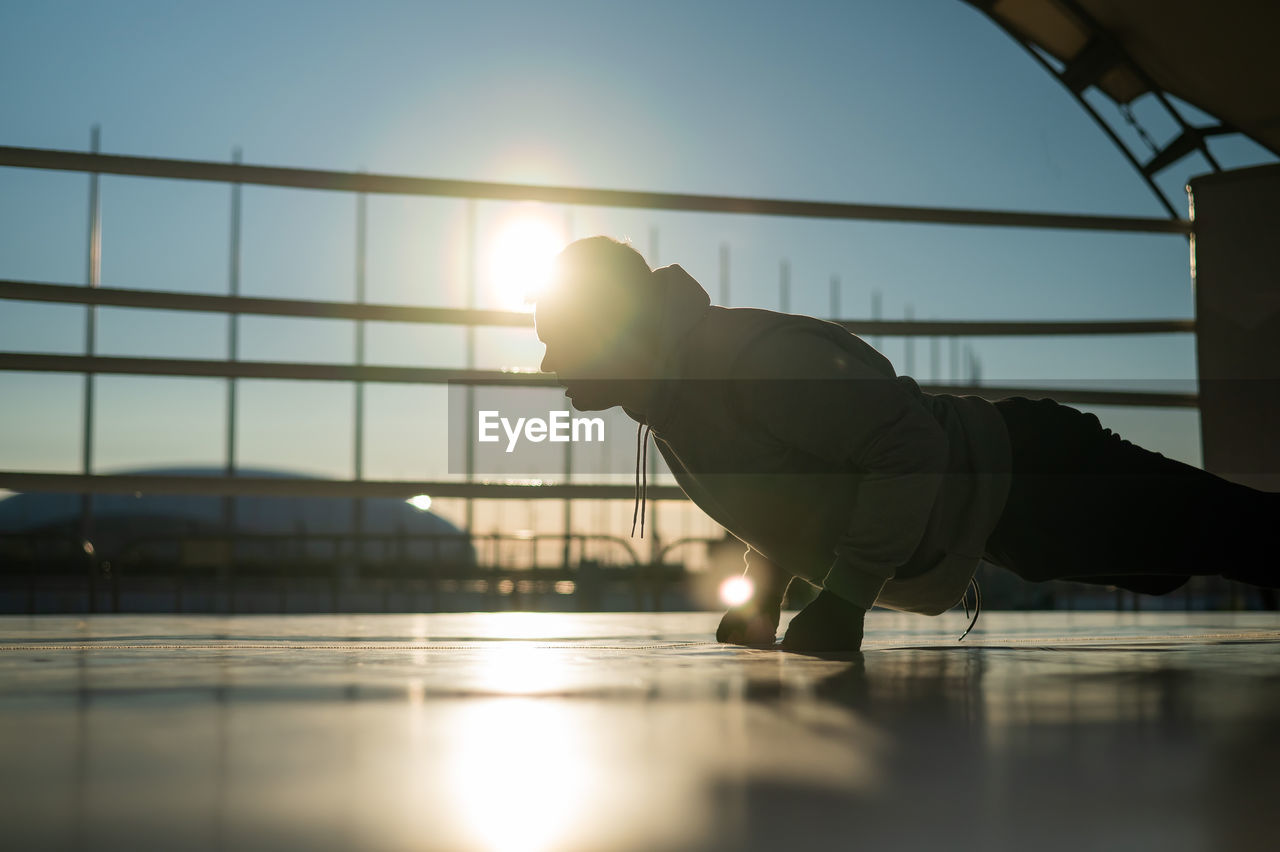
[964,0,1280,220]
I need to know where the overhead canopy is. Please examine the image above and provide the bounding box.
[974,0,1280,158]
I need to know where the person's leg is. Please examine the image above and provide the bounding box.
[983,396,1279,592]
[1063,573,1189,595]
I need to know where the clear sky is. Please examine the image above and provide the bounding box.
[1,0,1275,521]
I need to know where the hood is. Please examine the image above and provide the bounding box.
[622,264,712,428]
[650,263,713,370]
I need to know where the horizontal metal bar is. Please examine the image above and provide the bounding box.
[0,145,1190,235]
[0,352,1198,406]
[833,317,1194,336]
[0,352,557,386]
[0,279,531,327]
[932,384,1197,408]
[0,472,689,502]
[1,279,1195,336]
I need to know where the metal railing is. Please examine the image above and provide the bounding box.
[1,140,1198,548]
[0,527,680,613]
[0,144,1190,233]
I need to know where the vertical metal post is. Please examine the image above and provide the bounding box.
[870,288,882,350]
[562,426,573,573]
[464,200,477,539]
[718,242,730,306]
[950,337,959,383]
[779,260,790,312]
[354,189,367,479]
[83,126,101,467]
[225,148,242,473]
[646,227,660,574]
[81,125,101,612]
[930,324,940,383]
[223,147,242,612]
[829,275,840,319]
[562,206,574,574]
[353,186,368,579]
[904,304,915,375]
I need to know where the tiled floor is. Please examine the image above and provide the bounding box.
[2,611,1278,851]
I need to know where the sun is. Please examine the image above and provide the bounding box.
[486,207,567,312]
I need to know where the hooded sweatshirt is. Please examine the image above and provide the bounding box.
[624,264,1012,615]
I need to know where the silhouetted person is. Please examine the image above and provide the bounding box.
[533,237,1280,651]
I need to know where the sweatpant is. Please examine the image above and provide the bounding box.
[982,396,1279,595]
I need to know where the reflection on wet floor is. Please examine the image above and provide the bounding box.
[1,612,1278,851]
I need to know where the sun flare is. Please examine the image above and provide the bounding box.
[718,575,754,608]
[487,208,567,312]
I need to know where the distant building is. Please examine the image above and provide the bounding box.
[0,466,474,574]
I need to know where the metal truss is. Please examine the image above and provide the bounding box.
[965,0,1243,220]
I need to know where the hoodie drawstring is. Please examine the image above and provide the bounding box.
[630,422,652,539]
[958,576,982,641]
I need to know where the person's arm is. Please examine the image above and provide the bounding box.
[735,327,948,612]
[716,547,794,645]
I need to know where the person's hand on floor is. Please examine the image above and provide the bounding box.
[716,553,792,646]
[716,595,782,645]
[781,590,865,652]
